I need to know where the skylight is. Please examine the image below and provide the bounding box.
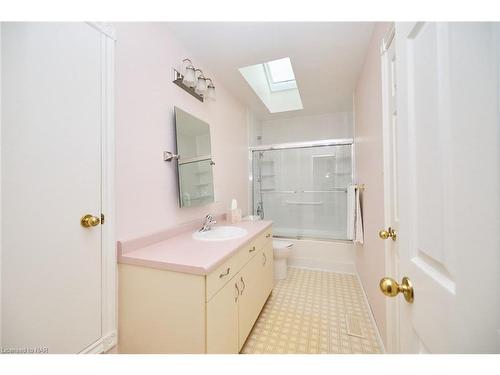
[266,58,295,82]
[239,57,303,114]
[264,57,297,92]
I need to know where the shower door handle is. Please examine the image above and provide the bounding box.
[286,201,323,205]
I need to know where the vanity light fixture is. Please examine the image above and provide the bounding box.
[173,58,216,102]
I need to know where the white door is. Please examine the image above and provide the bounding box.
[394,22,499,353]
[380,26,401,353]
[1,23,104,353]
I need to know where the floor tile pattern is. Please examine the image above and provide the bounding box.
[241,267,382,354]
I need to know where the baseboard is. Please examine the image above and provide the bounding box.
[288,257,356,274]
[354,273,386,353]
[79,330,117,354]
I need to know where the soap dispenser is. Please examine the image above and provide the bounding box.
[227,198,242,224]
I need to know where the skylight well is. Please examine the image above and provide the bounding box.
[239,57,303,114]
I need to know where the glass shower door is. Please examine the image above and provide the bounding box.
[252,144,352,240]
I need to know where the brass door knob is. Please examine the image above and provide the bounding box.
[379,276,414,303]
[379,227,397,241]
[81,214,101,228]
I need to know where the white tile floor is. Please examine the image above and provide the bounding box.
[241,267,383,354]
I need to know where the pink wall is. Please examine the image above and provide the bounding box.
[114,23,249,240]
[354,22,392,346]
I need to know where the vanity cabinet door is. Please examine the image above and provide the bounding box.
[237,250,268,349]
[261,241,274,301]
[206,279,239,354]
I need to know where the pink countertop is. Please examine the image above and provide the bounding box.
[117,218,272,275]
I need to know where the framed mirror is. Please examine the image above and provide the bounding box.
[174,107,215,208]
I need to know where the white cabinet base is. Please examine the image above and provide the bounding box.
[118,227,273,353]
[118,264,206,354]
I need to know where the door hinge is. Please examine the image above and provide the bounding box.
[101,213,105,225]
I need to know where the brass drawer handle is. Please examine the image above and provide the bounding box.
[266,233,271,238]
[235,282,239,303]
[240,277,245,295]
[262,253,267,266]
[249,246,256,253]
[219,267,230,278]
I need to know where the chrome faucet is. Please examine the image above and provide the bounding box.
[199,214,217,232]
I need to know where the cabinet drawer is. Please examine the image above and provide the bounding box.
[241,239,259,266]
[206,248,247,301]
[254,227,272,252]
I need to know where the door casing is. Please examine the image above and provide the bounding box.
[85,22,117,354]
[380,22,399,354]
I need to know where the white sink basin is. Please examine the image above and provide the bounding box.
[192,226,248,241]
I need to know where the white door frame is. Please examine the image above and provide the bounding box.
[81,22,117,354]
[380,23,399,354]
[0,22,117,353]
[0,22,3,349]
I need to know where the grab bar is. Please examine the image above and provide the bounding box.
[260,190,297,194]
[261,189,346,194]
[286,201,323,205]
[302,189,347,193]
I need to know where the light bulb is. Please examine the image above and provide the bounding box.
[182,66,196,87]
[206,84,216,101]
[195,76,207,94]
[181,59,192,75]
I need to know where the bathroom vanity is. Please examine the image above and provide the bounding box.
[117,218,273,353]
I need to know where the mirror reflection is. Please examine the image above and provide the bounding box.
[174,107,215,208]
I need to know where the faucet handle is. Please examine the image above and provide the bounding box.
[199,214,215,232]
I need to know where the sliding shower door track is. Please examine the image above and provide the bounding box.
[273,234,353,244]
[249,138,353,152]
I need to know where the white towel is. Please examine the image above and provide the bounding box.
[346,185,356,240]
[354,187,364,245]
[346,185,364,244]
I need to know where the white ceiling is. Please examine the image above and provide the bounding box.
[167,22,375,120]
